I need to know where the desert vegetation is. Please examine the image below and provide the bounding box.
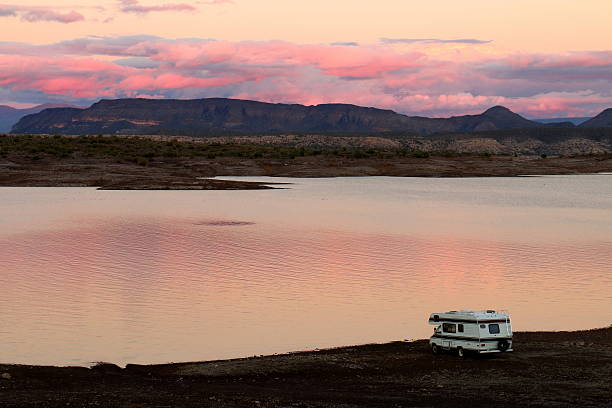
[0,133,487,164]
[3,133,612,165]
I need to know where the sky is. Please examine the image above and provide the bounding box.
[0,0,611,117]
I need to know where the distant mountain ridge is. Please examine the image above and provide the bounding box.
[0,103,80,133]
[445,106,540,132]
[535,117,591,126]
[10,98,612,136]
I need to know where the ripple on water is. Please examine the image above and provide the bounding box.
[193,220,256,226]
[0,176,611,366]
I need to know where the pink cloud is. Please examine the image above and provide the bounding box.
[118,0,196,13]
[119,72,254,90]
[505,91,612,117]
[0,55,131,98]
[0,37,610,117]
[146,40,424,79]
[198,0,233,4]
[0,4,84,23]
[502,51,612,69]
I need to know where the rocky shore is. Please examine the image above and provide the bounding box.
[1,134,612,189]
[1,328,610,407]
[1,154,611,190]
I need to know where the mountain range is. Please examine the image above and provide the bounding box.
[534,117,591,126]
[9,98,612,136]
[0,103,80,133]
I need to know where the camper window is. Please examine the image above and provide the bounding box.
[489,324,500,334]
[458,324,464,333]
[442,323,456,333]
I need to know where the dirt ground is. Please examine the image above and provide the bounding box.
[1,154,611,190]
[1,328,610,407]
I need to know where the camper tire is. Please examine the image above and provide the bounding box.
[457,347,465,358]
[431,343,440,355]
[498,339,510,352]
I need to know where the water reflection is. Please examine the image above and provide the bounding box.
[0,176,611,366]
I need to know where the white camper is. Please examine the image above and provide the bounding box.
[428,310,513,357]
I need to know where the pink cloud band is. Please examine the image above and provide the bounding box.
[117,0,232,15]
[0,0,230,23]
[0,4,84,23]
[0,36,610,117]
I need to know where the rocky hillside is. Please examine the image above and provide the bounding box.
[12,98,550,136]
[179,126,612,155]
[446,106,539,131]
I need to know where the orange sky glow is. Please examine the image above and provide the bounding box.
[0,0,610,117]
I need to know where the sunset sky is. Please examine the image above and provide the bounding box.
[0,0,611,117]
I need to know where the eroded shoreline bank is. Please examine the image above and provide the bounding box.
[1,328,610,407]
[2,134,611,189]
[1,154,611,190]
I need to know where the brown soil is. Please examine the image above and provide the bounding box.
[0,156,279,190]
[1,328,610,407]
[1,154,611,190]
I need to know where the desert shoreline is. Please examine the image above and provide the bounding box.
[2,133,612,189]
[1,327,610,407]
[1,154,612,190]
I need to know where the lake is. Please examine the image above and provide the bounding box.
[1,175,611,366]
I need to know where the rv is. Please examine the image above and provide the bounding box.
[428,310,513,357]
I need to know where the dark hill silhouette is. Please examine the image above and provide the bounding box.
[580,108,612,128]
[0,103,78,133]
[12,98,560,136]
[446,106,540,132]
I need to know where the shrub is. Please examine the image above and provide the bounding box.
[413,151,430,158]
[136,157,149,166]
[352,150,369,158]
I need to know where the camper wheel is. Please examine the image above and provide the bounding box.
[431,343,440,355]
[457,347,465,358]
[498,339,510,352]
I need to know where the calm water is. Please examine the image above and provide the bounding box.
[1,175,611,366]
